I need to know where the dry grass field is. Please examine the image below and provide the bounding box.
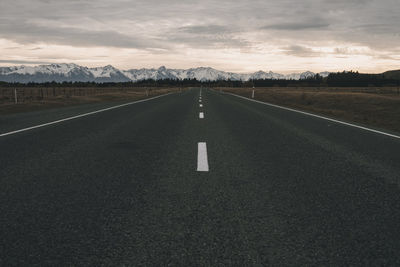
[218,87,400,134]
[0,87,181,115]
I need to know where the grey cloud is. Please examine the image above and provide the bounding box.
[178,25,232,34]
[0,59,54,64]
[375,54,399,60]
[4,46,21,50]
[169,35,249,49]
[353,23,399,35]
[0,20,167,49]
[0,0,399,53]
[282,45,321,57]
[262,21,329,31]
[168,24,248,49]
[333,47,400,61]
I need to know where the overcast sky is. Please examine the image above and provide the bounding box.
[0,0,399,73]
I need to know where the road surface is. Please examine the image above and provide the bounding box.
[1,88,399,265]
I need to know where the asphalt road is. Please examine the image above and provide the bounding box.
[1,88,399,266]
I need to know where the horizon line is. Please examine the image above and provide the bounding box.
[0,62,398,75]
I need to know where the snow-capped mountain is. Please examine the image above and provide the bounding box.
[249,71,286,80]
[318,72,330,78]
[89,65,130,82]
[0,63,330,83]
[123,66,180,81]
[0,63,132,83]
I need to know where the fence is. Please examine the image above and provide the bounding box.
[0,87,156,104]
[217,86,400,95]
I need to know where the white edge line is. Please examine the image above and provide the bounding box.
[0,93,173,137]
[197,142,209,172]
[226,92,400,139]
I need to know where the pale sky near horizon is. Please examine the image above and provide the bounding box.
[0,0,399,73]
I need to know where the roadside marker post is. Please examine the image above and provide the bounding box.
[14,89,18,104]
[252,89,255,99]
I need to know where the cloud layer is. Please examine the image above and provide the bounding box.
[0,0,399,72]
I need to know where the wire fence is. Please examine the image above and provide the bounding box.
[0,87,158,104]
[217,86,400,95]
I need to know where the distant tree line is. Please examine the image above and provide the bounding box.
[1,71,399,88]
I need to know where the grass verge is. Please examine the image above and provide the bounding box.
[0,87,181,115]
[218,87,400,134]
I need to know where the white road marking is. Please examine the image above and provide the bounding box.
[199,99,202,103]
[0,93,173,137]
[199,112,204,119]
[228,92,400,139]
[199,104,203,107]
[197,142,209,172]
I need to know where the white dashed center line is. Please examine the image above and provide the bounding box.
[196,90,208,172]
[197,142,209,172]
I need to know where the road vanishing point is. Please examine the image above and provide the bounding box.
[1,88,399,265]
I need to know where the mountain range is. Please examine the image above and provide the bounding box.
[0,63,331,83]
